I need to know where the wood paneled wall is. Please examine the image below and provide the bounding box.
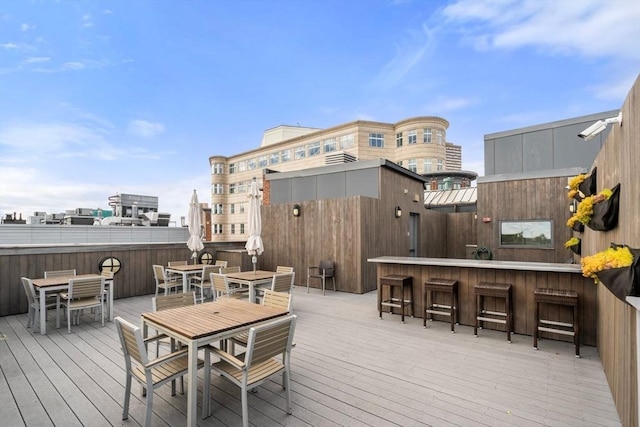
[0,242,236,317]
[477,176,576,263]
[585,76,639,427]
[259,167,450,294]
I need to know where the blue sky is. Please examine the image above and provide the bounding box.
[1,0,638,223]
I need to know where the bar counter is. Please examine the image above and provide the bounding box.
[368,256,596,346]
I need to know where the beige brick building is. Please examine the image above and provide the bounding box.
[209,116,459,241]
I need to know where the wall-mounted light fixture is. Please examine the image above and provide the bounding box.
[293,204,301,217]
[395,206,402,218]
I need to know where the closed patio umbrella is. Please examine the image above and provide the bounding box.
[187,189,204,263]
[245,177,263,272]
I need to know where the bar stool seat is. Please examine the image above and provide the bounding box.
[474,282,513,342]
[423,278,458,333]
[533,288,580,357]
[379,275,413,323]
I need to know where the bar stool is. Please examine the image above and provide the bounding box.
[474,282,513,343]
[379,275,413,323]
[533,288,580,357]
[423,278,458,333]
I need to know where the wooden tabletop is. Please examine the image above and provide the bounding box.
[32,274,102,288]
[165,264,207,272]
[225,270,276,281]
[141,298,287,340]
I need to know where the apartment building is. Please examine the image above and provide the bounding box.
[209,116,457,241]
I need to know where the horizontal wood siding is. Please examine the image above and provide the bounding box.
[375,262,597,347]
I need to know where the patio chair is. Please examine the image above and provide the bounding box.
[214,260,228,268]
[100,270,114,317]
[151,292,196,357]
[229,289,292,355]
[167,260,187,281]
[210,272,249,300]
[44,269,77,278]
[307,260,336,295]
[152,265,182,297]
[204,314,297,426]
[59,276,105,333]
[220,266,240,274]
[21,277,60,332]
[276,265,294,274]
[115,316,204,427]
[255,272,295,304]
[189,265,220,303]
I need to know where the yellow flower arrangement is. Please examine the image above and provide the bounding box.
[567,188,613,226]
[564,237,580,248]
[581,246,634,280]
[567,174,586,199]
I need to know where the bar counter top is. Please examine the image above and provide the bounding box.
[367,256,582,274]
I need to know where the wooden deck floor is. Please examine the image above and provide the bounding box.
[1,287,621,427]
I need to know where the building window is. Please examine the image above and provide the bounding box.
[499,220,553,248]
[423,128,432,143]
[269,153,279,165]
[323,138,337,153]
[397,160,403,167]
[258,155,267,168]
[229,183,237,194]
[238,203,245,214]
[240,223,245,234]
[238,181,248,194]
[396,132,403,147]
[230,224,236,234]
[408,131,417,145]
[423,158,432,172]
[369,133,384,148]
[213,184,223,195]
[248,158,257,170]
[238,161,247,172]
[437,159,443,171]
[340,134,354,149]
[295,146,306,159]
[281,149,291,162]
[211,163,224,174]
[214,203,223,214]
[308,142,320,156]
[229,163,236,174]
[230,204,235,214]
[213,224,223,235]
[408,159,417,173]
[437,130,444,144]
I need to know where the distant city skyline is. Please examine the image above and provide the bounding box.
[1,0,638,222]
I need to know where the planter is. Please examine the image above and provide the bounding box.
[587,183,620,231]
[571,221,584,232]
[595,247,640,303]
[569,240,581,255]
[578,167,597,197]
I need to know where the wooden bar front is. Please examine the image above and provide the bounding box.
[369,256,597,347]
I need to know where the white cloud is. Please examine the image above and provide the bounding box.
[20,23,35,31]
[128,120,166,138]
[442,0,640,61]
[23,56,50,64]
[373,24,437,88]
[430,96,476,112]
[1,43,18,49]
[0,121,106,152]
[82,14,94,28]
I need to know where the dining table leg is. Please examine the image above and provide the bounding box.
[39,288,47,335]
[186,341,198,426]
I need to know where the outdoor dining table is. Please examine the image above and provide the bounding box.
[224,270,277,303]
[165,263,208,293]
[141,298,288,426]
[31,273,107,335]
